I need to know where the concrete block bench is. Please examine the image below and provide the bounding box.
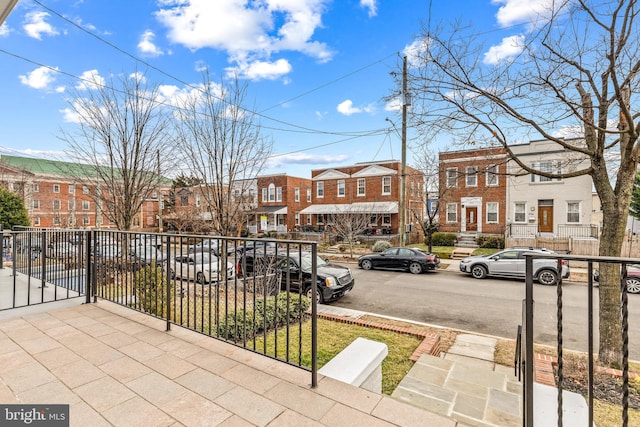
[318,337,388,393]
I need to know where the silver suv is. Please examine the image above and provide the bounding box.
[459,248,570,285]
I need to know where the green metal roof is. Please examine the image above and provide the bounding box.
[0,154,172,183]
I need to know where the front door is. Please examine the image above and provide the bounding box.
[539,205,554,233]
[466,207,478,232]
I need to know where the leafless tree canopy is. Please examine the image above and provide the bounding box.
[402,0,640,364]
[60,72,175,230]
[329,208,373,257]
[174,73,273,236]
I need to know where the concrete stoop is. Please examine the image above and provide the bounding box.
[393,354,522,427]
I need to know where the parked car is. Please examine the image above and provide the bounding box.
[226,241,277,256]
[188,239,220,255]
[166,252,234,284]
[459,247,570,285]
[46,242,78,259]
[358,247,440,274]
[593,264,640,294]
[239,250,354,303]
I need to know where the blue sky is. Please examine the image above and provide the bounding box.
[0,0,543,178]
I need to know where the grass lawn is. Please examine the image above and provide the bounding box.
[253,317,422,395]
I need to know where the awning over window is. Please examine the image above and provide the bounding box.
[299,202,398,215]
[255,206,288,215]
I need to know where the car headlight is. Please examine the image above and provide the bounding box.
[325,277,337,287]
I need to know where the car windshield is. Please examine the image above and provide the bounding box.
[298,254,327,271]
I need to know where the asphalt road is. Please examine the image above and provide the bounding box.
[332,266,640,359]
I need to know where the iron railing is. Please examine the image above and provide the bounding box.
[557,224,599,239]
[521,252,634,426]
[2,228,320,387]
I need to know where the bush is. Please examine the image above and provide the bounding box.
[134,264,172,318]
[372,240,392,252]
[430,232,457,246]
[217,293,310,341]
[476,235,504,249]
[338,245,346,253]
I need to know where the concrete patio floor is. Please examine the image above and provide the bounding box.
[0,298,462,426]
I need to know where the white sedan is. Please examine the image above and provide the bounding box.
[166,253,234,284]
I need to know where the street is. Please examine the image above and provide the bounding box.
[332,267,640,359]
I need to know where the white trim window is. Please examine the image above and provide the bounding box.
[531,161,562,182]
[294,188,300,202]
[33,216,40,226]
[382,176,391,195]
[567,201,580,223]
[466,166,478,187]
[295,212,300,226]
[276,187,282,202]
[268,184,275,202]
[262,188,267,202]
[486,164,498,186]
[446,168,457,188]
[68,185,75,194]
[32,199,40,209]
[317,214,325,224]
[53,199,61,210]
[307,214,312,225]
[446,203,457,223]
[33,183,39,192]
[357,178,365,196]
[53,184,60,193]
[514,202,526,222]
[83,216,90,226]
[68,200,75,210]
[195,195,201,207]
[83,185,89,194]
[486,202,498,223]
[317,181,324,198]
[337,180,345,197]
[307,189,311,202]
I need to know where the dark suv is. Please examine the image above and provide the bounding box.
[238,251,354,303]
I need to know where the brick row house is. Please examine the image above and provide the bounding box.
[438,139,595,238]
[438,146,508,235]
[254,174,312,233]
[0,154,168,230]
[299,160,425,239]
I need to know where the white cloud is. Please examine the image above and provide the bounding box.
[226,58,292,81]
[129,72,146,83]
[75,70,105,90]
[23,11,59,40]
[138,30,165,56]
[483,35,525,65]
[194,60,208,72]
[267,152,349,168]
[0,24,11,37]
[337,99,375,116]
[403,38,430,68]
[492,0,566,28]
[315,110,327,120]
[155,0,333,81]
[360,0,377,17]
[18,66,59,90]
[384,97,402,112]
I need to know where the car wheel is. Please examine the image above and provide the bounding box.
[626,278,640,294]
[537,269,558,286]
[409,262,422,274]
[471,265,488,279]
[305,287,323,304]
[361,259,373,270]
[196,272,206,284]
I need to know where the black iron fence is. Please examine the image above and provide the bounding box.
[3,228,320,386]
[520,252,634,426]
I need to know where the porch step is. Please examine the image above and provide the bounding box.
[456,234,479,249]
[392,334,523,426]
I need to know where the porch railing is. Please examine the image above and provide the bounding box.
[557,224,599,239]
[521,252,633,426]
[3,228,319,387]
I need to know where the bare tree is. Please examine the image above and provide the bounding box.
[401,1,640,364]
[328,207,373,257]
[410,146,442,252]
[163,205,204,234]
[173,73,273,236]
[60,72,175,231]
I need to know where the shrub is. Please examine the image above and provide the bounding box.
[372,240,392,252]
[218,293,310,341]
[134,264,173,318]
[338,245,346,253]
[477,235,504,249]
[431,232,457,246]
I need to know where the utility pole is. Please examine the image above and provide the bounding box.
[399,56,409,246]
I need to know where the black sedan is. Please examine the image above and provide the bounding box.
[358,247,440,274]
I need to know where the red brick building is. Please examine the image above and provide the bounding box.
[255,174,312,232]
[438,147,508,235]
[300,160,424,237]
[0,154,168,230]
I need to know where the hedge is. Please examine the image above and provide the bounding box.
[430,232,457,246]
